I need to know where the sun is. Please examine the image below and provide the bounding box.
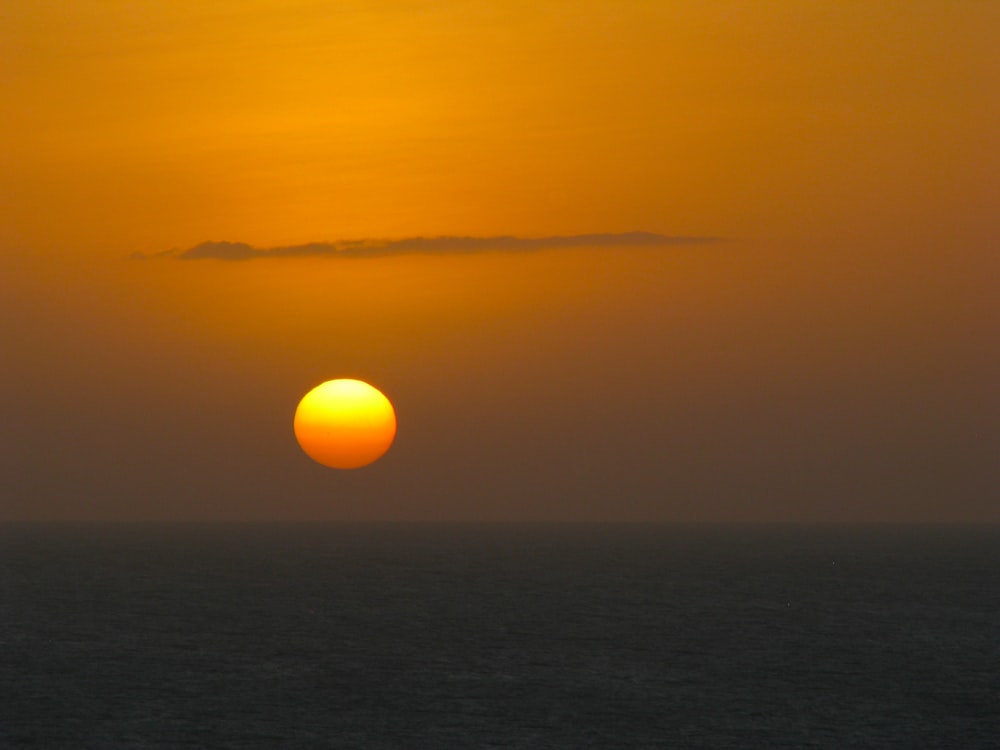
[293,379,397,469]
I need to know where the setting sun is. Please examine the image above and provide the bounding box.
[293,379,396,469]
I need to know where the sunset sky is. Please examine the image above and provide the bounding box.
[3,0,997,521]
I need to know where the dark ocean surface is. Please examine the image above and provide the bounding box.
[1,523,997,748]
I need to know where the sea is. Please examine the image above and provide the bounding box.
[1,523,997,748]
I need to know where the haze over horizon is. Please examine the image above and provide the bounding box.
[2,0,997,522]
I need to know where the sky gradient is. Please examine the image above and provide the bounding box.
[2,1,997,521]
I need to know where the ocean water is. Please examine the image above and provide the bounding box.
[0,523,997,748]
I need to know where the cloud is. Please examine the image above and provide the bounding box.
[131,232,721,261]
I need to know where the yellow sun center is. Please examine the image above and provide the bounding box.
[293,379,396,469]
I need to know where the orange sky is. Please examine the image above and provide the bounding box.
[4,0,996,252]
[2,1,997,521]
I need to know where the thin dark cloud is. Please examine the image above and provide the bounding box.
[130,232,721,261]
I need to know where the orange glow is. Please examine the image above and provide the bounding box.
[5,1,995,256]
[293,379,396,469]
